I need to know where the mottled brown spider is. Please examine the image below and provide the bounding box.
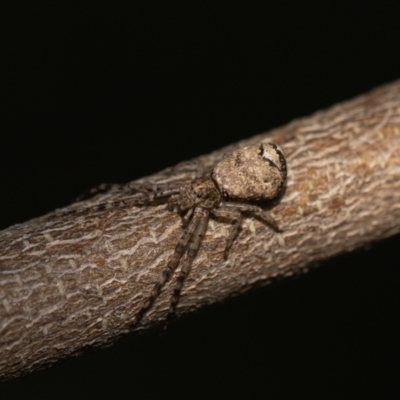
[129,143,287,329]
[66,143,287,329]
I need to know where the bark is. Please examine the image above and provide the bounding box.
[1,81,400,381]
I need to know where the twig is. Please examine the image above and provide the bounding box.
[1,81,400,380]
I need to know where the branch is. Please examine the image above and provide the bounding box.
[1,81,400,380]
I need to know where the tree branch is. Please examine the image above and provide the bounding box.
[1,81,400,380]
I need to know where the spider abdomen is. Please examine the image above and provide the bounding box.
[212,143,287,202]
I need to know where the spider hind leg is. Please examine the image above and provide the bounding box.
[211,207,243,260]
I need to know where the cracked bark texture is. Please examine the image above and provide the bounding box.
[1,81,400,381]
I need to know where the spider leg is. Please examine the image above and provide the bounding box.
[181,207,194,226]
[74,182,146,205]
[167,194,181,211]
[131,206,201,327]
[75,183,126,202]
[105,187,180,209]
[211,207,243,259]
[56,188,181,219]
[135,187,180,205]
[163,207,210,330]
[172,159,204,178]
[219,201,281,232]
[126,181,181,195]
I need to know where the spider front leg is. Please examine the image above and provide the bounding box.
[75,183,126,202]
[59,186,181,219]
[172,159,204,178]
[76,181,174,202]
[126,183,181,205]
[167,194,181,211]
[163,207,210,330]
[131,206,202,328]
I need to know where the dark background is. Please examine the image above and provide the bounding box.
[1,2,400,399]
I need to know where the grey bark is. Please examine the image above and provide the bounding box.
[1,81,400,380]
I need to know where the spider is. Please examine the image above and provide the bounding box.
[128,143,287,329]
[68,143,287,329]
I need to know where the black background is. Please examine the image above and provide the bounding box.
[1,2,400,399]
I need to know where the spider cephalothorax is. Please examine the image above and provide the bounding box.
[169,177,222,211]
